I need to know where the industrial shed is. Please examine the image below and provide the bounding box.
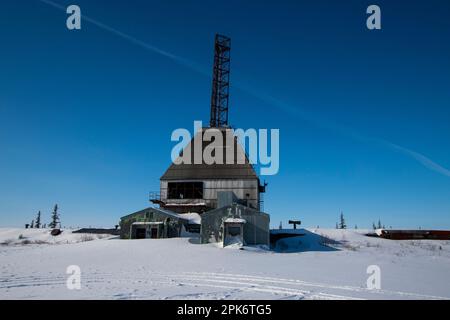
[120,207,190,239]
[200,202,270,246]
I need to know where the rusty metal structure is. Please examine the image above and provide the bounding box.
[209,34,231,128]
[379,229,450,240]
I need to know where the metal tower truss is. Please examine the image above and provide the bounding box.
[210,34,231,128]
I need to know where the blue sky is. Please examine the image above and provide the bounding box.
[1,0,450,229]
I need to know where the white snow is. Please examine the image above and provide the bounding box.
[1,228,450,300]
[165,203,206,207]
[0,228,114,246]
[177,212,201,225]
[132,221,164,225]
[224,218,246,223]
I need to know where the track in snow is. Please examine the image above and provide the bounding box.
[1,271,449,300]
[169,272,450,300]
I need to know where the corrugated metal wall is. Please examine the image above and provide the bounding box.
[160,179,260,210]
[120,208,185,239]
[200,204,270,246]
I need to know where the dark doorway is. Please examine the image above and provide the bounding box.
[135,228,146,239]
[151,228,158,239]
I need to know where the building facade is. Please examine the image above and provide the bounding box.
[120,207,188,239]
[200,202,270,246]
[156,128,266,213]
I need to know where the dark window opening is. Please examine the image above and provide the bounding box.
[227,226,241,237]
[168,182,203,199]
[145,212,154,220]
[135,228,146,239]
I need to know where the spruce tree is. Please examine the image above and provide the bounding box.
[30,220,34,229]
[35,211,41,229]
[339,212,347,229]
[49,204,60,229]
[377,219,382,229]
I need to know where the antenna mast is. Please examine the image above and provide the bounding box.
[210,34,231,127]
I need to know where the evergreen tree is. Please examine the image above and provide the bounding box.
[30,220,34,229]
[35,211,41,229]
[372,222,376,230]
[49,204,60,229]
[377,219,382,229]
[339,212,347,229]
[355,225,358,229]
[279,221,283,230]
[335,222,338,229]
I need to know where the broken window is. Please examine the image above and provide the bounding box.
[168,182,203,199]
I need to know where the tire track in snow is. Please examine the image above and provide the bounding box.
[2,270,448,300]
[0,275,104,290]
[182,272,450,300]
[0,272,369,300]
[164,273,363,300]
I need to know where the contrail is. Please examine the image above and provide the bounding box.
[236,88,450,179]
[38,0,208,76]
[382,141,450,178]
[38,0,450,179]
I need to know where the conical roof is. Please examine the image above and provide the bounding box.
[161,128,258,180]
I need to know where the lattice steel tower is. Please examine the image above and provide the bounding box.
[209,34,231,128]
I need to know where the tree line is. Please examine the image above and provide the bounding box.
[335,211,388,230]
[26,204,61,229]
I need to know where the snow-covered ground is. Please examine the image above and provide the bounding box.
[1,228,449,300]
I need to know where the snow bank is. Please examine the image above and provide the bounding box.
[272,229,338,253]
[271,229,304,234]
[1,228,450,300]
[177,212,201,224]
[0,228,114,246]
[224,218,246,223]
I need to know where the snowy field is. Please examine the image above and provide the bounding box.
[1,228,450,300]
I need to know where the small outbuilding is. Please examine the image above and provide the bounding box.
[120,207,192,239]
[200,202,270,247]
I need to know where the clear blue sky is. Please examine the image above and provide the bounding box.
[1,0,450,229]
